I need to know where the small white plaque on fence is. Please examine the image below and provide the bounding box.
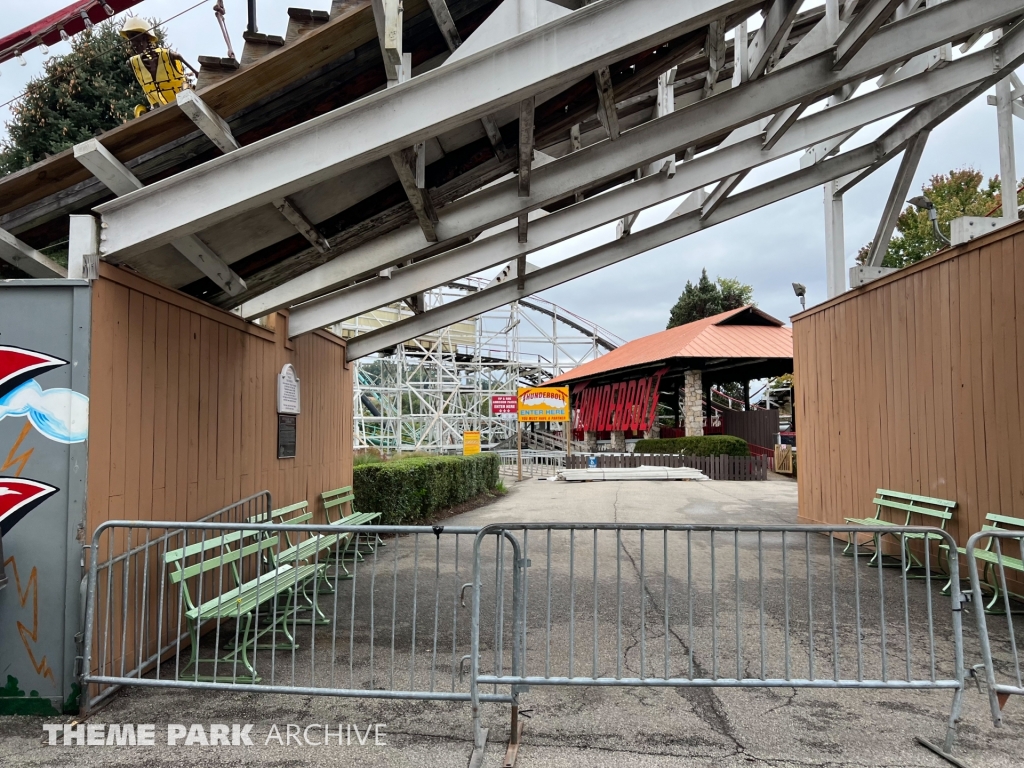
[277,364,301,414]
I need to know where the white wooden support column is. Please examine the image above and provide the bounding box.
[67,215,100,280]
[824,179,846,298]
[73,138,247,296]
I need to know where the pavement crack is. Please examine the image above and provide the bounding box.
[617,538,749,756]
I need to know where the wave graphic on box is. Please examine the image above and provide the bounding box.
[0,380,89,444]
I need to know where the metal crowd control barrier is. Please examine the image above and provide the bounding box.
[82,520,517,713]
[966,528,1024,727]
[496,449,566,477]
[470,524,967,768]
[79,492,273,710]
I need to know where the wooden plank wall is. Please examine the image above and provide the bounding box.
[722,409,780,449]
[87,263,352,542]
[793,219,1024,550]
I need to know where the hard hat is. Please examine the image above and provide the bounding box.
[120,17,156,41]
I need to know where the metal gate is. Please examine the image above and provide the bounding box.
[82,519,518,711]
[470,523,968,766]
[966,528,1024,727]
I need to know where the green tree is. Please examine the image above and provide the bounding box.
[857,168,1017,268]
[666,269,754,329]
[0,19,161,176]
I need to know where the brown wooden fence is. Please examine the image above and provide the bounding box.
[566,453,769,480]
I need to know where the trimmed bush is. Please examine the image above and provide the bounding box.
[353,453,500,525]
[633,435,749,457]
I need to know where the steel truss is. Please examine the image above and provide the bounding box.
[339,277,622,452]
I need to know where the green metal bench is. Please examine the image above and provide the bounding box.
[322,486,383,560]
[844,489,956,574]
[247,500,344,619]
[943,513,1024,613]
[165,531,324,683]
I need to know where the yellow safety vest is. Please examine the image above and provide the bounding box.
[129,48,188,109]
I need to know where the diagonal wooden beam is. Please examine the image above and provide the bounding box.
[594,67,620,141]
[0,227,67,278]
[273,198,331,253]
[517,97,536,243]
[426,0,509,162]
[391,145,440,242]
[175,90,239,153]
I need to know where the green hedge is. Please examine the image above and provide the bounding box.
[633,436,750,457]
[353,453,500,525]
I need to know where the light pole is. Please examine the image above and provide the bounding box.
[792,283,806,311]
[907,195,951,246]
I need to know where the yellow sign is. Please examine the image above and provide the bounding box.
[517,386,570,422]
[463,431,481,455]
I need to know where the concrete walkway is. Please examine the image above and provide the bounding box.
[2,476,1022,767]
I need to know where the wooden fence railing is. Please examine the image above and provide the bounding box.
[566,453,769,481]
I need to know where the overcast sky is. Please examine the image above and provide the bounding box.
[1,1,1021,341]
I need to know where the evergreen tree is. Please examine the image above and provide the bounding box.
[666,269,754,329]
[857,168,1019,268]
[0,19,162,176]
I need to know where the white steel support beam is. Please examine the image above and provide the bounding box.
[995,58,1019,219]
[733,19,750,85]
[865,129,929,266]
[96,0,1023,263]
[287,61,995,336]
[0,227,67,278]
[246,11,1024,319]
[748,0,801,79]
[834,0,904,69]
[344,146,879,357]
[74,139,246,296]
[823,179,846,297]
[836,82,979,194]
[68,214,99,280]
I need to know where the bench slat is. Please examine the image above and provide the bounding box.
[191,563,324,621]
[248,500,308,524]
[984,512,1024,529]
[171,536,279,582]
[874,489,957,508]
[872,498,953,520]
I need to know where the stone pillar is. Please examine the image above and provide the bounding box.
[583,431,598,452]
[683,370,704,437]
[610,430,626,451]
[644,423,661,439]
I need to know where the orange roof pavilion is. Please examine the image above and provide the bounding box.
[548,306,793,388]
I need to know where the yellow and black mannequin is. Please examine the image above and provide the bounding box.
[120,17,197,118]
